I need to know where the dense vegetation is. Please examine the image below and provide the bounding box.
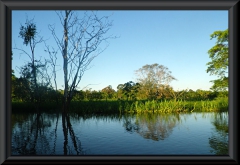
[12,13,228,114]
[12,76,228,114]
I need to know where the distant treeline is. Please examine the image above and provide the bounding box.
[12,75,228,104]
[12,70,228,114]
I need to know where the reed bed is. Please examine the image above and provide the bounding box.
[12,97,228,114]
[118,98,228,113]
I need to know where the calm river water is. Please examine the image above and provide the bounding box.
[11,112,228,155]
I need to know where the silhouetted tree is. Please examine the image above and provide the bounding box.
[49,10,114,112]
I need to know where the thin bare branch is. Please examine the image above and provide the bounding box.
[49,10,115,111]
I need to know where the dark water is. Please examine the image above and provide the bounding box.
[11,112,228,155]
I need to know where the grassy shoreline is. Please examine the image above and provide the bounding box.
[12,97,228,114]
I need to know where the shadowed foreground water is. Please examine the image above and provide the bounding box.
[11,112,228,155]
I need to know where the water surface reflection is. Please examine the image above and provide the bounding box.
[208,112,228,155]
[123,113,181,141]
[12,112,228,155]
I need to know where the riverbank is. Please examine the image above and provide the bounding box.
[12,97,228,114]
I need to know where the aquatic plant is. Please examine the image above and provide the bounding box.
[12,97,228,114]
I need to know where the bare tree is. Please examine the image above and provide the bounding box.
[49,10,114,112]
[44,43,61,104]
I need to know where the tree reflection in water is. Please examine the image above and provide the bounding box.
[62,112,83,155]
[12,111,228,155]
[123,113,181,141]
[209,112,228,155]
[11,112,84,155]
[12,113,51,155]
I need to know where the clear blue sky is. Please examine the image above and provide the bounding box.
[12,10,228,91]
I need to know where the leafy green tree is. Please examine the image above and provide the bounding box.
[116,84,125,100]
[13,77,32,102]
[164,86,186,102]
[117,81,140,101]
[184,89,196,101]
[90,90,103,101]
[206,29,228,91]
[135,63,176,100]
[84,89,92,100]
[18,18,40,103]
[72,90,85,101]
[14,18,53,111]
[14,18,40,105]
[101,85,115,101]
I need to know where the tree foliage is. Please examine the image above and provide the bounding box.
[19,22,37,46]
[101,85,115,101]
[13,18,53,110]
[206,29,228,91]
[135,63,176,100]
[117,81,140,101]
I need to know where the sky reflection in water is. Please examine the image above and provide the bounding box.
[11,112,228,155]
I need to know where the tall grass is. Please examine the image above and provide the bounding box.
[12,97,228,114]
[119,98,228,113]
